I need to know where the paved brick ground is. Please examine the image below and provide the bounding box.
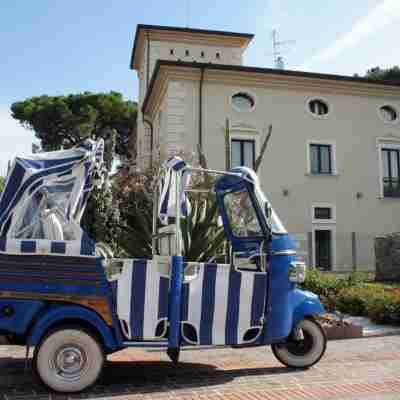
[0,336,399,399]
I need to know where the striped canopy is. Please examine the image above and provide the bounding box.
[0,139,104,239]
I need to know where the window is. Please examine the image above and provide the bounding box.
[312,203,336,223]
[224,189,262,237]
[382,148,400,197]
[379,105,398,123]
[308,99,329,116]
[310,144,332,174]
[10,178,78,240]
[231,139,255,169]
[231,92,255,112]
[314,207,331,220]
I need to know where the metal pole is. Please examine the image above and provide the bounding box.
[168,170,183,351]
[307,231,313,268]
[151,186,158,257]
[175,171,182,256]
[225,117,231,170]
[352,232,357,272]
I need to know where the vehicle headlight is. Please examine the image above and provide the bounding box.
[289,261,306,283]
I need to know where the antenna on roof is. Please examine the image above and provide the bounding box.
[272,29,295,70]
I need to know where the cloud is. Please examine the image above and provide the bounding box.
[298,0,400,70]
[0,106,38,176]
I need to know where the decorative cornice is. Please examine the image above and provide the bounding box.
[131,25,253,70]
[142,60,400,117]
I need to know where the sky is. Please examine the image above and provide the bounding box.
[1,0,400,175]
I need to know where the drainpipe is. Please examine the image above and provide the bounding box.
[198,66,205,155]
[142,114,154,166]
[143,30,153,165]
[146,31,151,89]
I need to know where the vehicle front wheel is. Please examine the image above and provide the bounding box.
[33,326,105,393]
[271,318,326,369]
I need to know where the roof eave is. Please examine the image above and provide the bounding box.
[142,60,400,115]
[130,24,254,70]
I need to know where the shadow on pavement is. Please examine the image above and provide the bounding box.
[0,358,298,399]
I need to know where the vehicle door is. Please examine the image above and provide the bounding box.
[181,182,269,346]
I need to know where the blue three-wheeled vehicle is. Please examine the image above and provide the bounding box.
[0,141,326,392]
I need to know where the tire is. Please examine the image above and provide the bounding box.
[271,318,327,369]
[33,326,105,393]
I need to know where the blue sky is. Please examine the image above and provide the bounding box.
[1,0,399,174]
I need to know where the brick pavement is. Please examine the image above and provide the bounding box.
[0,336,399,399]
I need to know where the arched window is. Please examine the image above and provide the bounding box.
[308,99,329,116]
[231,92,255,112]
[379,105,398,123]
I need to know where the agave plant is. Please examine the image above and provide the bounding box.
[114,123,272,260]
[180,189,226,263]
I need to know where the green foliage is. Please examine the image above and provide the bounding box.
[335,287,371,316]
[115,164,226,261]
[366,290,400,324]
[11,91,137,159]
[336,286,400,324]
[81,184,122,255]
[11,92,136,248]
[116,169,154,258]
[180,192,225,262]
[303,269,400,324]
[0,177,5,193]
[302,269,361,310]
[364,66,400,82]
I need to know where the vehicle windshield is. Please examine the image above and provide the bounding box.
[224,189,263,237]
[254,185,287,234]
[9,177,80,240]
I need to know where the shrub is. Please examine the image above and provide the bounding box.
[303,270,400,324]
[335,287,376,316]
[366,290,400,324]
[302,269,369,311]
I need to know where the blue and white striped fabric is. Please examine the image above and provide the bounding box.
[0,139,104,239]
[0,237,96,257]
[116,258,170,340]
[158,157,191,225]
[181,263,267,346]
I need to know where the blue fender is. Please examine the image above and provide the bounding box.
[0,300,45,334]
[290,288,325,327]
[27,304,118,351]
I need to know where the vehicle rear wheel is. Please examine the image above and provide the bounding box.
[271,318,326,369]
[33,326,105,393]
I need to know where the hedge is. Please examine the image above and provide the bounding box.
[302,269,400,324]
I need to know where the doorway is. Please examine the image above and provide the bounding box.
[314,229,332,270]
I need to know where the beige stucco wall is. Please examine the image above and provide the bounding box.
[154,76,400,271]
[135,38,244,168]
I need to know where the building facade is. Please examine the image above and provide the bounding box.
[131,24,400,271]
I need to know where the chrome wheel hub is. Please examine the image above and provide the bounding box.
[54,346,86,381]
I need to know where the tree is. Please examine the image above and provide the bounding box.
[11,92,137,253]
[11,91,137,160]
[363,66,400,82]
[0,177,5,193]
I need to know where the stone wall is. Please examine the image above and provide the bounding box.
[375,233,400,282]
